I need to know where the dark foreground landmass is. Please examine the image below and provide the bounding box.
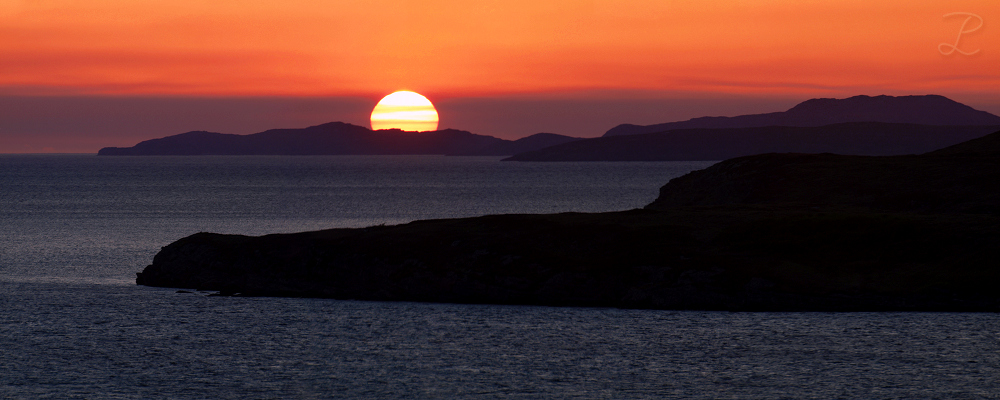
[136,130,1000,311]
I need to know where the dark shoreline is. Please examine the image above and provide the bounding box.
[137,207,1000,311]
[136,130,1000,311]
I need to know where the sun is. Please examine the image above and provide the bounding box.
[370,91,439,132]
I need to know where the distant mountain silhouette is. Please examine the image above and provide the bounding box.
[505,123,1000,161]
[98,122,580,156]
[604,95,1000,137]
[452,133,582,156]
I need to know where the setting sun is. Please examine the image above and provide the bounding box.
[370,91,439,132]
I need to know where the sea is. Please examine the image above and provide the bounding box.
[2,154,999,399]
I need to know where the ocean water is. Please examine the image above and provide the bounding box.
[2,155,999,399]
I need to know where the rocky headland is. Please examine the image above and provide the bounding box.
[136,129,1000,311]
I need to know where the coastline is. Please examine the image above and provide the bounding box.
[136,130,1000,311]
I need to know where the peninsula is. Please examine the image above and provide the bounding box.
[136,129,1000,311]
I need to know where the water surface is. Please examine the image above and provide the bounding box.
[2,155,998,399]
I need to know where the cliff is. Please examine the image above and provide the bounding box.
[135,130,1000,311]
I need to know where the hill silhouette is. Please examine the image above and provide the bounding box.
[504,122,1000,161]
[645,130,1000,213]
[97,122,580,156]
[603,95,1000,137]
[137,129,1000,311]
[454,133,581,156]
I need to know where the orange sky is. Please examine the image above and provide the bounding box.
[0,0,998,152]
[1,0,996,98]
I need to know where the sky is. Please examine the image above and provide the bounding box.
[1,0,997,153]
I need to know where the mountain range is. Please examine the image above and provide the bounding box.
[503,122,1000,161]
[100,94,1000,160]
[505,95,1000,161]
[603,94,1000,137]
[97,122,580,156]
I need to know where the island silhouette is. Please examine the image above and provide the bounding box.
[136,127,1000,311]
[603,94,1000,136]
[506,95,1000,161]
[97,122,580,156]
[100,95,1000,161]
